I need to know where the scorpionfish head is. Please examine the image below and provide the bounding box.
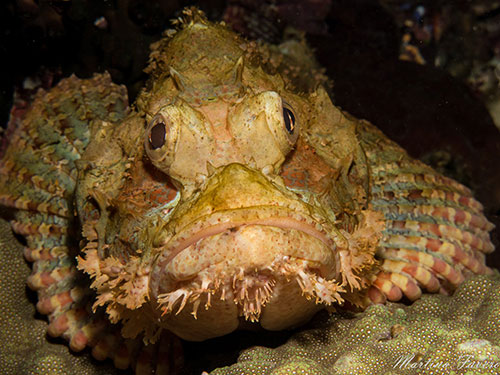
[76,13,383,342]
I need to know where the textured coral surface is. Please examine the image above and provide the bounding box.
[0,217,119,375]
[211,274,500,375]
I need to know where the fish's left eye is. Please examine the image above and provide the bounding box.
[281,100,299,146]
[283,105,296,135]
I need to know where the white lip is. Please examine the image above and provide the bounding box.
[149,206,336,296]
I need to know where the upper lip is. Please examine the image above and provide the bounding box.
[154,205,335,269]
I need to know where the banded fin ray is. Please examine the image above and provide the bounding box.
[358,121,494,303]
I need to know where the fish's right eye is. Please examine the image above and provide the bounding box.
[148,120,167,149]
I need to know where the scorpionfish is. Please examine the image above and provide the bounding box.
[0,9,495,375]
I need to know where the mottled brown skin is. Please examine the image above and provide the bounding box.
[0,9,495,374]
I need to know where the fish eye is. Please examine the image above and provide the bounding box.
[148,117,167,149]
[282,105,296,135]
[281,100,299,146]
[144,109,181,177]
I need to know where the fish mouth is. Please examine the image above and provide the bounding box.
[150,205,336,282]
[148,205,345,340]
[159,206,333,266]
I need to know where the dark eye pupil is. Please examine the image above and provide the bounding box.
[149,122,166,149]
[283,107,295,134]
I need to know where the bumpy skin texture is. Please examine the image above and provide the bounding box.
[0,217,118,375]
[0,8,495,374]
[210,274,500,375]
